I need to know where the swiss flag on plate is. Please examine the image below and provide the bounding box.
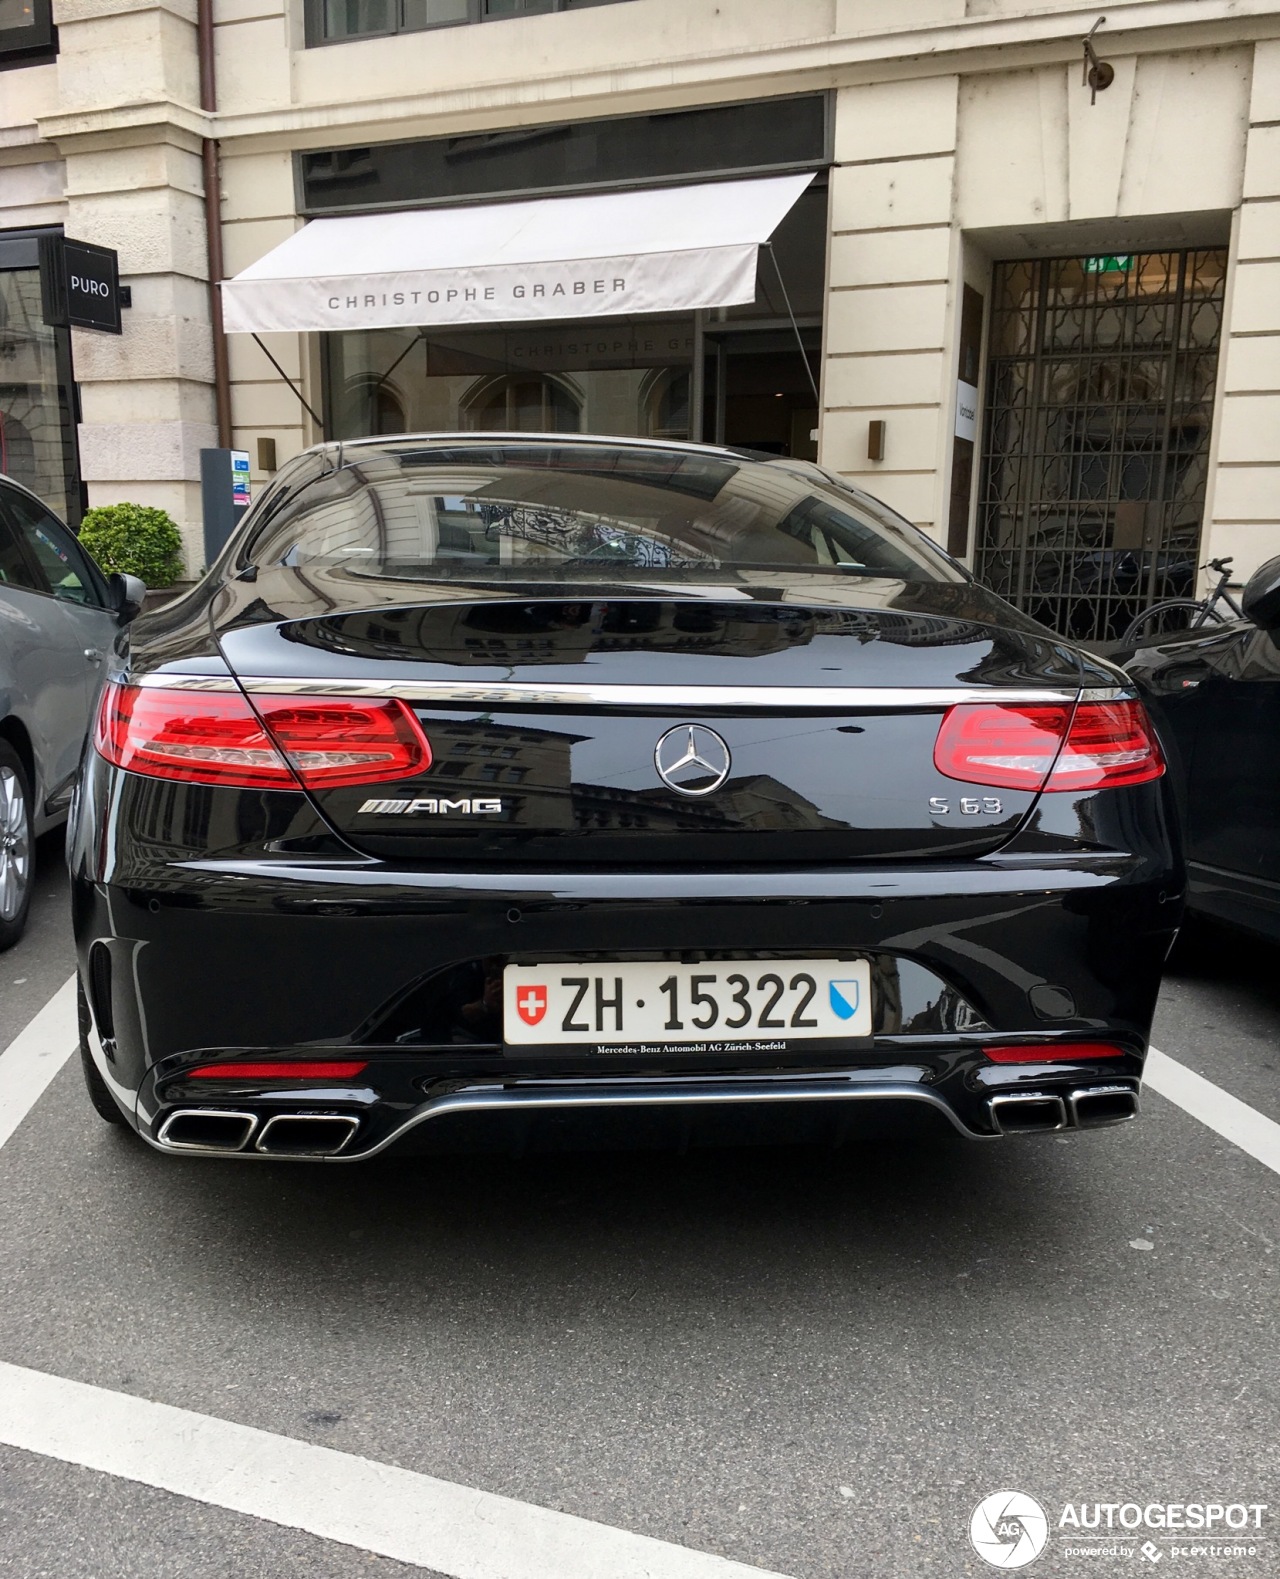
[516,985,548,1027]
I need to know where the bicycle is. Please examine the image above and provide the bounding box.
[1119,556,1244,648]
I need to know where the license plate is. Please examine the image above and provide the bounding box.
[503,958,871,1049]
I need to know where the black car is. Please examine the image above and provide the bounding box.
[70,435,1179,1161]
[1125,556,1280,944]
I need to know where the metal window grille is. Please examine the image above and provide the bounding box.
[974,249,1227,645]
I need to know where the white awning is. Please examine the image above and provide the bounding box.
[220,173,814,335]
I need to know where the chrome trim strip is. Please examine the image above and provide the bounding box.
[134,674,240,691]
[170,675,1081,709]
[146,1079,994,1160]
[135,673,1119,709]
[155,1108,258,1153]
[134,673,1107,709]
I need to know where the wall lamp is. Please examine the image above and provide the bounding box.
[1083,17,1115,105]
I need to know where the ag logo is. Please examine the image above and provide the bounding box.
[970,1491,1049,1569]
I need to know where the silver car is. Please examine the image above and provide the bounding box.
[0,477,143,947]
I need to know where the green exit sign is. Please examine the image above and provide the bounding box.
[1084,255,1134,274]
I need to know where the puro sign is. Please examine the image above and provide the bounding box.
[39,235,123,334]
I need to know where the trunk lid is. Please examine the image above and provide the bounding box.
[214,580,1084,866]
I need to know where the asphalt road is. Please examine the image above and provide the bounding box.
[0,840,1276,1579]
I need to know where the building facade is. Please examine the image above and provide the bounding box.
[4,0,1280,641]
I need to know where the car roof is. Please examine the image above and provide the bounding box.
[311,431,770,469]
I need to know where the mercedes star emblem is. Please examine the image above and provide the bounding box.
[654,724,732,797]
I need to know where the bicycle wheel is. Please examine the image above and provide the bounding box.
[1120,600,1227,648]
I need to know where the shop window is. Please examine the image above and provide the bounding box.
[308,0,629,46]
[0,0,55,65]
[324,322,700,447]
[318,180,825,456]
[340,376,407,435]
[642,370,690,441]
[300,96,829,210]
[462,374,581,433]
[0,410,33,480]
[0,244,82,526]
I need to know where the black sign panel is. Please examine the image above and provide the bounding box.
[39,236,123,335]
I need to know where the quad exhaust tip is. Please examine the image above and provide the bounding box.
[254,1113,360,1157]
[989,1084,1139,1135]
[157,1108,258,1153]
[989,1092,1068,1134]
[156,1109,360,1156]
[1069,1084,1139,1129]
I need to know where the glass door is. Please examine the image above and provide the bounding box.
[701,328,821,459]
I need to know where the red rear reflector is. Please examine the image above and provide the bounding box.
[95,683,431,790]
[985,1042,1125,1064]
[934,700,1163,792]
[186,1060,368,1081]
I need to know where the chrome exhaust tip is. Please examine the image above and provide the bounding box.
[254,1113,360,1157]
[157,1108,258,1153]
[989,1092,1068,1135]
[1069,1084,1139,1129]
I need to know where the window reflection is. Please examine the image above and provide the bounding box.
[0,268,80,525]
[324,319,695,445]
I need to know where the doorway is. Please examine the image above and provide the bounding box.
[974,249,1227,644]
[703,329,820,460]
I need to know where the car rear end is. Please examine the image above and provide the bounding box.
[69,439,1182,1159]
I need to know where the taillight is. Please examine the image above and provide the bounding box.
[185,1060,368,1080]
[985,1042,1125,1064]
[255,695,432,788]
[95,684,293,787]
[1049,701,1164,790]
[933,700,1163,792]
[95,683,431,789]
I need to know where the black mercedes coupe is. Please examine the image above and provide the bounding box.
[70,435,1180,1161]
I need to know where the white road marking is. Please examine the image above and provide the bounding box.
[0,1360,791,1579]
[0,974,77,1151]
[1144,1046,1280,1180]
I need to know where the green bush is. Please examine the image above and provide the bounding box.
[79,503,185,589]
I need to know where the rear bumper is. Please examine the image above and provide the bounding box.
[73,838,1177,1158]
[141,1070,1142,1161]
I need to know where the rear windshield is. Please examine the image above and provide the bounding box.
[245,442,963,583]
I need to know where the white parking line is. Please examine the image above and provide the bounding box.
[0,974,77,1151]
[1144,1046,1280,1179]
[0,1359,791,1579]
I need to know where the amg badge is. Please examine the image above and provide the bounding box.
[357,797,504,815]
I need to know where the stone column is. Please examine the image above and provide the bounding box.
[40,0,217,574]
[820,74,961,544]
[1205,38,1280,584]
